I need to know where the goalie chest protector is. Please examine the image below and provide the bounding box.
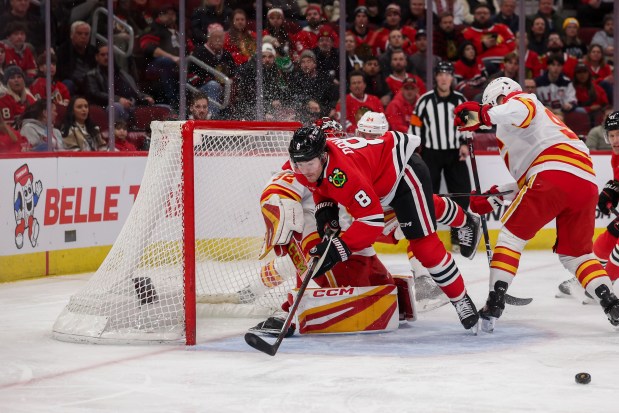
[295,285,400,334]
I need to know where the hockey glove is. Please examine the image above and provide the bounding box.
[608,218,619,238]
[470,185,504,215]
[598,180,619,215]
[454,101,492,132]
[315,201,341,239]
[309,236,351,278]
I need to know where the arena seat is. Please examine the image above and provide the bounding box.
[88,104,109,131]
[579,27,599,47]
[131,106,173,131]
[564,110,591,137]
[471,132,499,152]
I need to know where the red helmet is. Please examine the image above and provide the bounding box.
[314,117,345,138]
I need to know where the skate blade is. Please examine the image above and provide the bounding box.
[480,317,496,333]
[417,297,450,313]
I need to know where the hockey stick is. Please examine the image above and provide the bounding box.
[466,136,533,306]
[245,234,334,356]
[438,190,513,198]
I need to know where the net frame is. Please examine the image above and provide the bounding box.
[52,120,301,345]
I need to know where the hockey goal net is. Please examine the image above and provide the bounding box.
[52,120,301,345]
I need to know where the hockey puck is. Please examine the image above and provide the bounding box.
[575,372,591,384]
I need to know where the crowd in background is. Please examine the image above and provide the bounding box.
[0,0,615,152]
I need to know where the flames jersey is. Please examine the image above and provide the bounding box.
[292,131,421,252]
[487,92,596,188]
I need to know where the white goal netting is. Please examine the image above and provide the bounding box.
[52,121,300,344]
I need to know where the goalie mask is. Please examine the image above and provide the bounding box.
[604,111,619,143]
[315,117,345,138]
[482,77,522,106]
[289,126,326,163]
[357,112,388,136]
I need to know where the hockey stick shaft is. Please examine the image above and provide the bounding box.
[467,137,532,306]
[437,190,513,198]
[245,235,333,356]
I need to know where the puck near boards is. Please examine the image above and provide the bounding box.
[575,372,591,384]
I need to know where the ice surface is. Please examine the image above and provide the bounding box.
[1,251,618,412]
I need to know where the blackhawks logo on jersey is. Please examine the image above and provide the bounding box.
[328,168,347,188]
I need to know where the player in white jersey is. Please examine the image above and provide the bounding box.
[454,77,619,332]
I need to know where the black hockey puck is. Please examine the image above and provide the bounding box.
[575,372,591,384]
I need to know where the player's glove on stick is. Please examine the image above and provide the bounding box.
[598,180,619,215]
[315,201,341,239]
[454,101,492,132]
[309,236,351,278]
[470,185,504,214]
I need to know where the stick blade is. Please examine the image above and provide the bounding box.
[505,294,533,306]
[244,332,278,356]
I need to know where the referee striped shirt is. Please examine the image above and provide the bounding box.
[410,89,466,150]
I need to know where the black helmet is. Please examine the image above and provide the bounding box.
[604,111,619,132]
[289,126,326,162]
[434,60,454,76]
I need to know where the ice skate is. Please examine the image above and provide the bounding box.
[595,285,619,326]
[479,281,507,333]
[458,212,482,259]
[415,274,449,312]
[249,316,296,337]
[451,293,479,330]
[555,277,594,304]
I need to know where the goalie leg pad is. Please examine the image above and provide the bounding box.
[393,274,417,321]
[295,285,400,334]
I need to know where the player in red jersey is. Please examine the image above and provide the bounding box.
[286,125,480,330]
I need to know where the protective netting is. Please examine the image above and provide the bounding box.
[53,121,299,344]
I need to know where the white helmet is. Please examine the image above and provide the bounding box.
[357,112,388,135]
[482,77,522,106]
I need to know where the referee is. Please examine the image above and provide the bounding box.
[410,60,471,251]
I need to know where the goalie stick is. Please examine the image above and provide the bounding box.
[467,136,533,306]
[245,234,334,356]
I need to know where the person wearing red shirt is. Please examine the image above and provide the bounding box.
[454,41,487,100]
[113,121,137,152]
[2,22,37,83]
[385,50,426,97]
[292,4,324,58]
[385,78,420,133]
[0,66,36,126]
[286,125,480,330]
[346,6,375,59]
[573,63,609,116]
[368,3,416,56]
[0,116,30,153]
[462,4,516,68]
[539,33,578,79]
[224,9,256,66]
[29,53,70,106]
[332,70,383,132]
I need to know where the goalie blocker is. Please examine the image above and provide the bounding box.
[294,274,417,335]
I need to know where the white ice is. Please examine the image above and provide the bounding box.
[1,251,618,413]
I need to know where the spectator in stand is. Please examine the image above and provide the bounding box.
[56,21,97,96]
[234,43,289,120]
[19,100,64,151]
[312,25,339,83]
[30,53,70,106]
[526,0,565,35]
[264,0,301,21]
[535,53,577,113]
[524,77,537,95]
[0,66,36,126]
[0,114,29,153]
[224,9,256,66]
[433,0,474,25]
[190,25,236,120]
[299,98,323,125]
[124,0,154,38]
[585,107,613,150]
[591,15,615,60]
[61,96,107,151]
[583,43,614,105]
[485,51,519,84]
[85,43,155,122]
[2,22,37,84]
[386,49,427,98]
[291,49,337,115]
[561,17,587,60]
[405,0,429,30]
[409,30,441,82]
[540,32,578,79]
[362,56,391,107]
[433,12,464,63]
[527,16,548,56]
[577,0,614,29]
[344,33,364,76]
[262,8,294,60]
[493,0,519,34]
[187,92,209,120]
[385,77,420,133]
[462,4,516,71]
[292,4,325,57]
[191,0,233,45]
[112,120,137,152]
[378,29,411,77]
[0,45,6,96]
[347,6,375,60]
[370,3,417,56]
[140,4,186,109]
[0,0,46,53]
[572,63,609,123]
[454,41,488,101]
[332,70,383,133]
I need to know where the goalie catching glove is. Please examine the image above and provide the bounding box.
[470,185,504,215]
[315,201,341,239]
[598,180,619,215]
[259,195,304,259]
[453,101,492,132]
[309,236,351,278]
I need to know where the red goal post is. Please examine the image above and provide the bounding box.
[52,120,301,345]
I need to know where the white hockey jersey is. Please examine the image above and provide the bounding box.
[487,92,596,187]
